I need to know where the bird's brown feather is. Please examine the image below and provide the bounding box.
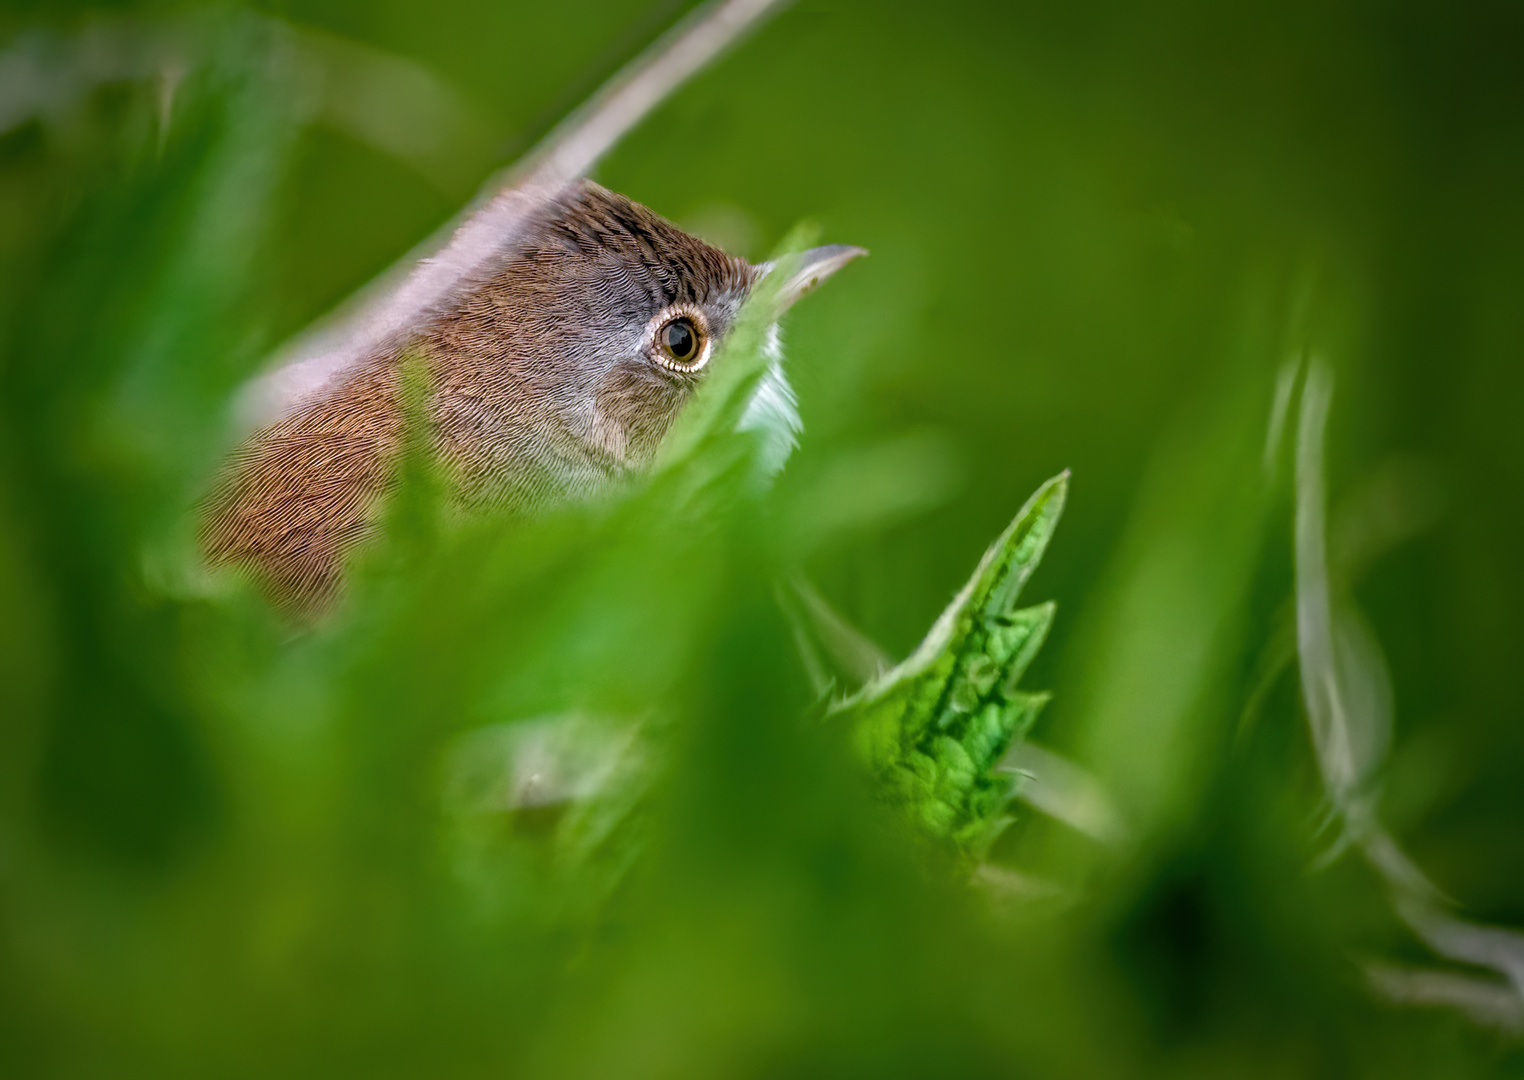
[203,182,756,616]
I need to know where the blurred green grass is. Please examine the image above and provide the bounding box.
[3,0,1524,1075]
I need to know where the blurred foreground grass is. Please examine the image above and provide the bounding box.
[3,2,1524,1076]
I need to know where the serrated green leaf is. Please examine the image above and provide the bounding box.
[831,473,1068,858]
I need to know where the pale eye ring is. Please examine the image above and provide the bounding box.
[652,312,709,372]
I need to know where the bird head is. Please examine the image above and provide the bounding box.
[428,180,864,473]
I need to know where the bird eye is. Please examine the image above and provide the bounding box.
[657,317,702,367]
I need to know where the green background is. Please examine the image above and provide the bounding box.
[2,0,1523,1075]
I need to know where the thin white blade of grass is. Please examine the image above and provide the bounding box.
[1399,900,1524,1004]
[1366,963,1524,1035]
[1001,741,1124,846]
[785,576,891,689]
[1294,362,1361,807]
[1295,360,1524,1033]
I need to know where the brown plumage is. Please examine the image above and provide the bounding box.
[202,181,759,614]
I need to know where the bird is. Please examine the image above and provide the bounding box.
[201,179,863,615]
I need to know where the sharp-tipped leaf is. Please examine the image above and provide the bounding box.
[833,473,1068,857]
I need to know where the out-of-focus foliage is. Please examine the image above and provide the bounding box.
[3,1,1524,1077]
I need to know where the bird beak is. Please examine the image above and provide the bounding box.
[766,244,867,315]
